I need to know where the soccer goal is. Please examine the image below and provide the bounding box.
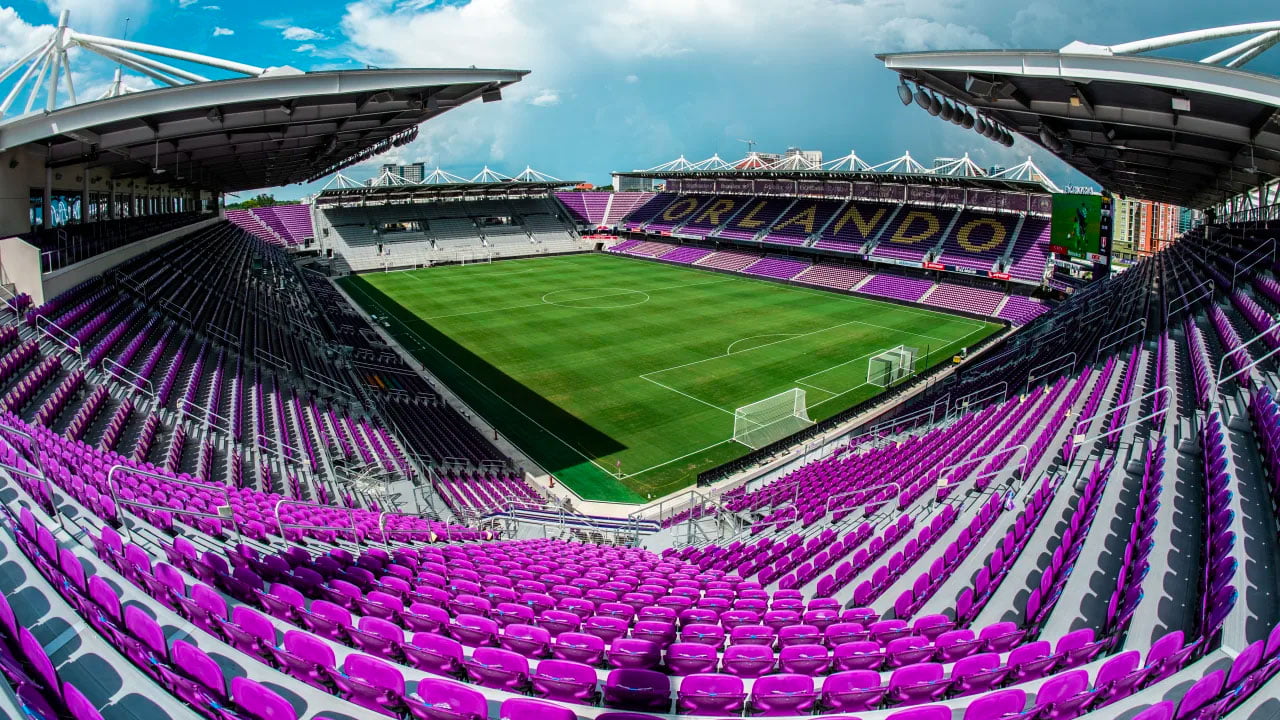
[459,252,492,266]
[867,345,921,388]
[733,388,815,449]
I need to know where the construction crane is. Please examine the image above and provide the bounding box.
[737,139,757,154]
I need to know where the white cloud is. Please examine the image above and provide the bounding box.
[212,25,232,35]
[528,88,560,107]
[177,0,197,7]
[624,74,639,84]
[294,43,316,53]
[0,7,54,65]
[282,25,324,41]
[202,4,219,8]
[39,0,152,34]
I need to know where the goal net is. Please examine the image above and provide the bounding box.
[459,252,492,265]
[733,388,814,449]
[867,345,920,388]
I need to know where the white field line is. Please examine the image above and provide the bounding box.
[341,279,621,481]
[418,277,735,321]
[608,252,993,332]
[639,375,735,416]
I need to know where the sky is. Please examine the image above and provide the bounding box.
[1,0,1277,200]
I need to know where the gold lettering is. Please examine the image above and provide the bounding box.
[830,204,887,239]
[889,210,941,244]
[736,201,770,228]
[661,197,699,221]
[957,218,1007,253]
[773,204,818,234]
[694,198,736,225]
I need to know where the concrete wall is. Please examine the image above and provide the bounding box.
[36,216,222,305]
[0,235,41,302]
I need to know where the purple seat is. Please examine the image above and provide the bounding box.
[825,623,867,648]
[585,615,630,643]
[222,605,277,664]
[608,639,662,670]
[500,624,552,659]
[159,639,229,708]
[532,659,598,703]
[834,641,883,671]
[962,689,1026,720]
[450,613,498,647]
[1176,671,1225,720]
[950,653,1007,697]
[500,697,576,720]
[64,682,105,720]
[980,622,1026,653]
[230,676,297,720]
[752,673,816,716]
[121,604,168,676]
[1008,640,1055,683]
[885,706,951,720]
[552,632,606,665]
[632,621,676,648]
[1092,650,1143,707]
[680,623,726,649]
[677,673,746,716]
[351,616,405,660]
[1031,669,1092,720]
[270,630,335,690]
[603,668,672,712]
[300,599,351,642]
[888,663,949,705]
[538,609,581,637]
[779,644,830,675]
[777,624,822,648]
[464,647,529,691]
[403,603,451,634]
[729,625,776,647]
[936,629,982,662]
[887,636,934,668]
[493,602,536,628]
[403,632,464,676]
[406,677,487,720]
[329,653,405,717]
[258,583,305,623]
[667,642,720,675]
[821,670,886,712]
[722,644,776,678]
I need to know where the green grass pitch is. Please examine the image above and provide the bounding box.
[337,253,1002,502]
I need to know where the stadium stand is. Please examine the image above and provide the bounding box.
[608,240,1049,323]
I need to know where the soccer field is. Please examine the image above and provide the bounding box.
[338,253,1001,502]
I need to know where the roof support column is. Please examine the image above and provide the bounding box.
[80,169,88,224]
[41,163,52,230]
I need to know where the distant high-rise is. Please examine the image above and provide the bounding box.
[1113,195,1184,260]
[401,163,426,183]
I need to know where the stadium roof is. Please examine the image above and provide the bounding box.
[0,11,527,193]
[614,167,1051,195]
[879,22,1280,209]
[314,179,580,205]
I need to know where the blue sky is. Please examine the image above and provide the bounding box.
[2,0,1277,200]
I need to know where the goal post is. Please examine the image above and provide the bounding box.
[867,345,921,388]
[733,388,814,449]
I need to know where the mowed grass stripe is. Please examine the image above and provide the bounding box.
[340,254,1001,500]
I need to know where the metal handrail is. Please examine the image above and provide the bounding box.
[273,498,359,545]
[954,381,1008,411]
[1095,318,1147,363]
[1170,279,1214,317]
[107,464,237,543]
[1231,238,1276,290]
[1026,353,1077,393]
[103,357,156,398]
[824,481,902,516]
[1071,385,1173,440]
[1215,316,1280,382]
[34,315,82,358]
[936,443,1031,492]
[205,323,237,346]
[254,433,305,467]
[1216,341,1280,393]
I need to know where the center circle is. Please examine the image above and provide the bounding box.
[542,287,651,309]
